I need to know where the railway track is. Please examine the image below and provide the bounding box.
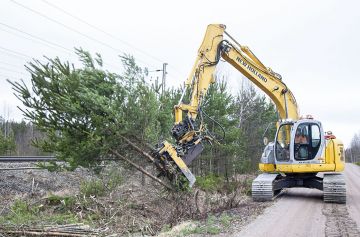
[0,156,56,162]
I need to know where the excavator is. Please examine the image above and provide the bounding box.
[152,24,346,203]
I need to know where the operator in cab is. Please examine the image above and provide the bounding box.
[295,127,308,144]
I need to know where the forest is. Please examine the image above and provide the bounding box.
[346,132,360,164]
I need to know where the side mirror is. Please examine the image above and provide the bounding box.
[263,137,269,146]
[262,122,274,146]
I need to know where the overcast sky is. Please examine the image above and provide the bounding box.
[0,0,359,146]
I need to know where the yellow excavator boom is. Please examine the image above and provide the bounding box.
[176,24,298,125]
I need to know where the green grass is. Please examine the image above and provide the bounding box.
[0,199,38,225]
[46,194,76,210]
[0,199,78,226]
[355,162,360,166]
[219,212,232,227]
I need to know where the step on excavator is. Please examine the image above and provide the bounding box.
[151,24,346,203]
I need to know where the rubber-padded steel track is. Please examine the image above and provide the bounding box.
[323,173,346,204]
[252,173,279,201]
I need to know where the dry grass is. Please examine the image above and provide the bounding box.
[0,163,263,236]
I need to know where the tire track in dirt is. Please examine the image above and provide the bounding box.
[323,203,360,237]
[322,164,360,237]
[345,164,360,229]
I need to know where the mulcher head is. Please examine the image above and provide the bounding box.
[152,141,196,189]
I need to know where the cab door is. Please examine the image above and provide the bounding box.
[274,122,293,163]
[291,120,325,164]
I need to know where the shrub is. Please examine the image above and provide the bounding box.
[196,174,224,192]
[80,179,105,197]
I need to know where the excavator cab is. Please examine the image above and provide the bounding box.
[254,118,346,203]
[273,119,325,166]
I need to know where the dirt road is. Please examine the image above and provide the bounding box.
[233,164,360,237]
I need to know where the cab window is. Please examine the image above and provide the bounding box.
[294,123,321,160]
[275,124,292,161]
[311,125,320,148]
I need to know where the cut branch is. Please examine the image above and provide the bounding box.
[110,149,174,191]
[119,135,154,162]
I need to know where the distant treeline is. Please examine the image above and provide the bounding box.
[346,132,360,163]
[0,119,46,156]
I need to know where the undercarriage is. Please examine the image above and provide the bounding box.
[252,173,346,203]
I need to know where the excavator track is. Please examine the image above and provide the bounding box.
[323,173,346,204]
[252,173,280,201]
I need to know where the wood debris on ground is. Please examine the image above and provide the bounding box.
[0,223,105,237]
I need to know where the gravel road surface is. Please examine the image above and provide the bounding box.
[233,164,360,237]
